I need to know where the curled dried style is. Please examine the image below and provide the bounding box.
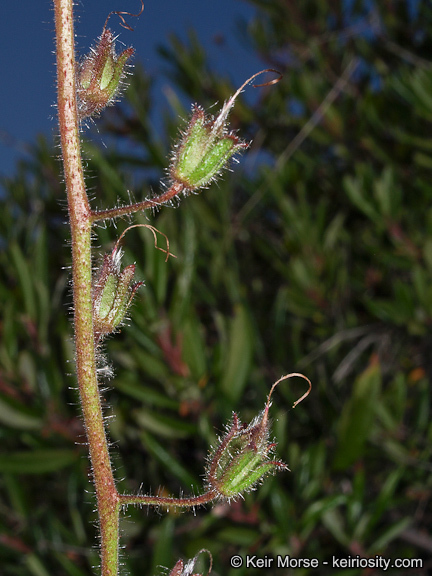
[103,0,144,31]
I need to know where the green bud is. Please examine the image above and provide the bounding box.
[205,409,288,500]
[77,27,134,120]
[92,247,142,343]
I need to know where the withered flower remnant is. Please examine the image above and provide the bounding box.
[167,549,212,576]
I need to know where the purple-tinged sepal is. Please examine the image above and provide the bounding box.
[77,27,134,120]
[92,246,143,343]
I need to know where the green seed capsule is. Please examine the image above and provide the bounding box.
[171,106,248,191]
[206,409,288,500]
[92,250,142,343]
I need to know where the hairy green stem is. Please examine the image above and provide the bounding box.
[90,182,185,222]
[54,1,120,574]
[119,489,218,508]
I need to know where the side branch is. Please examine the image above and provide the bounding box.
[91,182,185,222]
[119,489,218,508]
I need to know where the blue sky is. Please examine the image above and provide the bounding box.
[0,0,261,178]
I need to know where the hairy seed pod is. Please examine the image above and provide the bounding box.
[205,373,311,500]
[170,69,281,191]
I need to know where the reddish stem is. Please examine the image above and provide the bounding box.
[91,182,185,222]
[54,1,120,574]
[119,489,218,509]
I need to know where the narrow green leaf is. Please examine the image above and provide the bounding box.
[0,449,78,474]
[220,305,253,403]
[303,494,347,526]
[217,526,258,546]
[55,553,89,576]
[134,408,195,438]
[374,167,394,218]
[151,516,175,576]
[0,397,42,430]
[368,468,404,531]
[140,431,199,489]
[182,312,207,380]
[321,508,351,548]
[25,554,51,576]
[114,379,178,409]
[10,242,37,320]
[343,174,378,222]
[333,362,381,470]
[369,517,412,554]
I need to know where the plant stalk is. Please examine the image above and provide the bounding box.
[54,0,120,574]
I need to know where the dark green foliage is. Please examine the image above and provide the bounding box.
[1,1,432,574]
